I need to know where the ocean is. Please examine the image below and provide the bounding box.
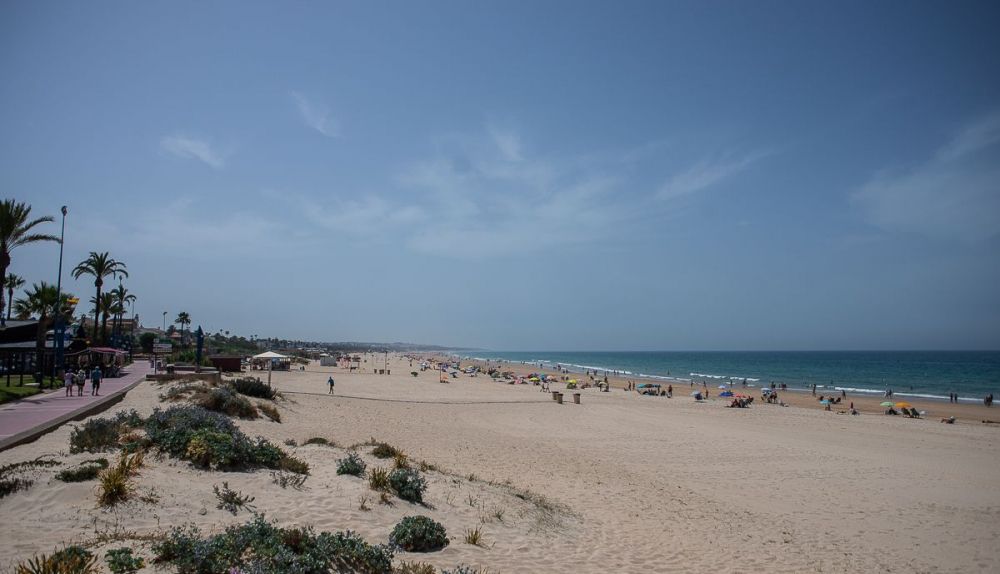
[456,351,1000,403]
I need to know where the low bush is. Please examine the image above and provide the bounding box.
[396,562,436,574]
[368,467,390,491]
[0,458,62,498]
[464,526,483,546]
[105,547,144,574]
[195,387,258,419]
[214,481,255,515]
[152,514,393,574]
[258,403,281,422]
[304,437,330,445]
[372,443,401,459]
[55,458,109,483]
[390,516,449,553]
[232,377,276,399]
[337,452,367,476]
[388,468,427,504]
[393,453,410,470]
[15,546,98,574]
[69,410,143,453]
[144,405,298,472]
[98,451,143,507]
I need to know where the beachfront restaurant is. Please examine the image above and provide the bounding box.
[0,320,54,386]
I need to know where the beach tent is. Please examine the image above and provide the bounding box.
[253,351,288,386]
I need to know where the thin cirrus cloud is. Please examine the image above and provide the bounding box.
[657,151,770,200]
[852,111,1000,242]
[291,91,339,137]
[160,134,226,169]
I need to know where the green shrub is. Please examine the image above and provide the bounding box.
[0,458,62,498]
[15,546,98,574]
[69,410,142,453]
[152,514,393,574]
[304,437,330,445]
[372,443,400,459]
[105,548,144,574]
[55,458,109,483]
[337,452,367,476]
[368,467,390,491]
[232,377,276,399]
[196,387,258,419]
[390,516,449,552]
[388,468,427,504]
[144,405,292,472]
[396,563,436,574]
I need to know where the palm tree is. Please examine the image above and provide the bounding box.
[15,282,74,386]
[0,200,60,324]
[91,292,116,345]
[175,311,191,347]
[72,252,127,344]
[109,284,136,344]
[5,273,25,321]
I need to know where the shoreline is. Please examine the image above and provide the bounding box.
[451,351,999,404]
[440,353,1000,423]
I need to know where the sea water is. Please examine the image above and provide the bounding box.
[457,351,1000,403]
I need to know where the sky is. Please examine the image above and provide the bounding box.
[2,1,999,351]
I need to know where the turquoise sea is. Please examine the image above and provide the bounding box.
[457,351,1000,403]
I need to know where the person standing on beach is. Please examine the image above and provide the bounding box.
[812,384,816,396]
[328,376,335,395]
[91,366,102,396]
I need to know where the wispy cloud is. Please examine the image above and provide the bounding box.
[657,151,768,200]
[160,134,225,169]
[852,111,1000,242]
[291,91,339,137]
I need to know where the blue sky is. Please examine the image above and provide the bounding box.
[3,1,999,350]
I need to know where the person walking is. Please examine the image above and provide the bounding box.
[91,366,102,396]
[327,376,335,395]
[76,369,85,396]
[63,369,74,397]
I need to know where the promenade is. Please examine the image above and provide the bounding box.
[0,362,151,451]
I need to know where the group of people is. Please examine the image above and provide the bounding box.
[62,366,103,397]
[727,396,754,408]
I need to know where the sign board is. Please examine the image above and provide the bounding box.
[153,343,173,354]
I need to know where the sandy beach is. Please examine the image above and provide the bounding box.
[1,354,999,573]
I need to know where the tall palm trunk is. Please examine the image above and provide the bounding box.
[5,286,12,321]
[93,279,102,344]
[0,251,9,323]
[35,311,49,385]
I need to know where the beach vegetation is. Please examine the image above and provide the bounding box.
[152,514,394,574]
[143,405,304,473]
[372,442,401,459]
[393,453,410,469]
[195,386,259,419]
[270,470,307,490]
[395,562,436,574]
[284,438,298,447]
[337,452,367,476]
[368,466,391,491]
[55,458,109,483]
[104,548,144,574]
[388,468,427,504]
[440,566,498,574]
[69,410,144,453]
[14,546,98,574]
[97,451,143,507]
[464,526,484,546]
[304,436,331,445]
[389,516,449,552]
[379,492,394,506]
[214,481,256,515]
[358,494,372,511]
[232,376,277,399]
[258,402,281,422]
[0,457,62,499]
[491,506,505,523]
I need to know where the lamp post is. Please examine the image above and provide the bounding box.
[162,311,167,333]
[52,206,68,382]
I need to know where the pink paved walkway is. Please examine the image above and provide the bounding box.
[0,362,152,450]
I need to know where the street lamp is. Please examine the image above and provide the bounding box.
[162,311,167,332]
[52,205,68,383]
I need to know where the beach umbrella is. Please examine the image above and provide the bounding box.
[568,379,578,383]
[879,401,895,407]
[894,402,912,409]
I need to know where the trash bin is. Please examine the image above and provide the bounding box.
[552,391,560,401]
[573,392,581,404]
[556,393,564,404]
